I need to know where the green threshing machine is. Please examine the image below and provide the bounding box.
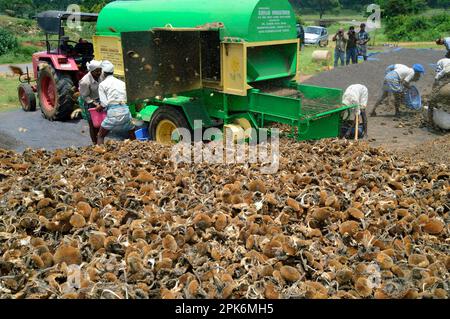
[92,0,356,143]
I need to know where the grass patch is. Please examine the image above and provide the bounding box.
[299,46,332,76]
[0,45,41,64]
[0,14,40,36]
[0,76,19,112]
[0,15,44,64]
[301,9,365,22]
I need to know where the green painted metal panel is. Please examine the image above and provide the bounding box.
[128,103,137,117]
[249,91,301,120]
[163,96,214,129]
[297,84,343,102]
[247,43,297,82]
[137,105,159,122]
[96,0,296,42]
[297,112,342,141]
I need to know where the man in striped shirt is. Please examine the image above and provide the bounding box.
[436,37,450,58]
[357,23,371,61]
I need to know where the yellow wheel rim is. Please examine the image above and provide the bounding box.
[234,118,252,139]
[155,119,178,144]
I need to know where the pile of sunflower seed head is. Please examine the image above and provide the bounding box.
[0,139,448,299]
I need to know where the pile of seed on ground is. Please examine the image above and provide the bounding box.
[399,136,450,165]
[0,140,448,299]
[304,48,445,108]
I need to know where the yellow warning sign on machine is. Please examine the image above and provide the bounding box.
[93,35,125,76]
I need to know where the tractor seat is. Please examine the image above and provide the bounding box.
[74,42,94,56]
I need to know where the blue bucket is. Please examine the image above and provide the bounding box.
[135,128,149,141]
[404,86,422,110]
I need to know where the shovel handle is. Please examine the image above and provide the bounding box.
[354,108,360,141]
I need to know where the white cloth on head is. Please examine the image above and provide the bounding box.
[342,84,368,110]
[86,60,102,72]
[435,58,450,80]
[101,60,114,73]
[393,64,415,84]
[98,75,127,108]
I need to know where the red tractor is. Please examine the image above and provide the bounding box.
[17,11,98,121]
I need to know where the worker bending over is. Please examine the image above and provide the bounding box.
[342,84,369,138]
[371,64,424,117]
[429,58,450,130]
[79,60,103,145]
[96,60,135,145]
[436,37,450,58]
[434,58,450,86]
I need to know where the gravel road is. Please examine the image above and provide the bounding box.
[304,48,446,108]
[0,63,33,75]
[0,109,128,153]
[304,48,449,157]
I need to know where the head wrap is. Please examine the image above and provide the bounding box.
[86,60,102,72]
[101,60,114,73]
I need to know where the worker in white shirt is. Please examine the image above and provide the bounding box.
[96,60,135,145]
[434,58,450,82]
[79,60,103,144]
[432,58,450,102]
[371,63,425,117]
[342,84,369,138]
[436,37,450,58]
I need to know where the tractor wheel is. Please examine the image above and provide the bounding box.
[18,83,36,112]
[37,63,75,121]
[148,106,191,144]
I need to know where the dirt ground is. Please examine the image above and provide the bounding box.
[303,48,449,163]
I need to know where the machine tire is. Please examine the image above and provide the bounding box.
[37,63,75,121]
[18,83,36,112]
[148,106,191,144]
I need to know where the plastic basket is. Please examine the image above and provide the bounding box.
[88,108,107,128]
[135,127,149,141]
[404,86,422,110]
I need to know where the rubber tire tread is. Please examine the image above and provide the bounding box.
[148,106,191,142]
[18,83,36,112]
[37,63,75,121]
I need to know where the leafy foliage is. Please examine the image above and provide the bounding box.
[290,0,341,18]
[385,13,450,41]
[0,0,113,17]
[0,28,18,55]
[377,0,428,18]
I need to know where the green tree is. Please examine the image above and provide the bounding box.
[290,0,342,19]
[0,0,34,17]
[0,28,18,55]
[436,0,449,10]
[378,0,428,18]
[339,0,373,11]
